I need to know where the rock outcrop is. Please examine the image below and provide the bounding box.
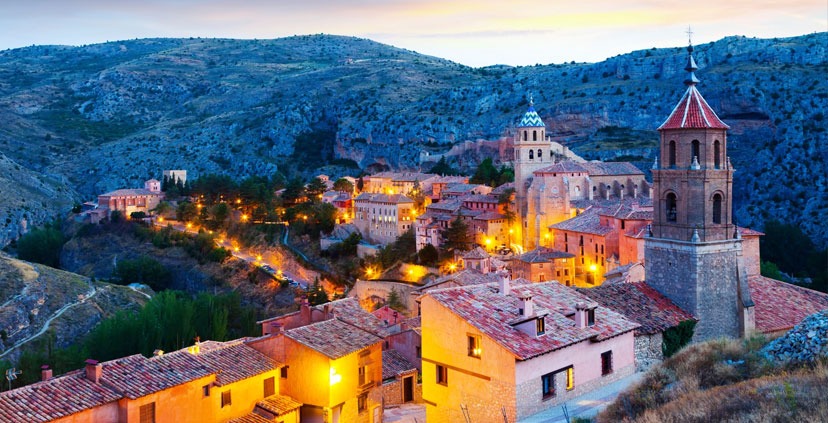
[763,310,828,363]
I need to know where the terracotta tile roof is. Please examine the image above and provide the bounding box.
[738,227,765,237]
[417,269,502,292]
[474,211,507,221]
[382,350,417,380]
[491,183,515,195]
[401,315,421,329]
[599,203,653,221]
[99,188,161,197]
[748,276,828,333]
[578,161,645,176]
[516,247,574,263]
[576,282,695,335]
[463,195,500,204]
[549,207,613,236]
[0,371,121,423]
[256,394,303,415]
[326,298,394,338]
[354,193,413,204]
[198,343,281,386]
[443,183,485,194]
[535,162,588,175]
[285,318,382,359]
[229,414,274,423]
[100,351,213,399]
[425,282,639,360]
[659,85,729,130]
[462,247,490,260]
[427,199,463,212]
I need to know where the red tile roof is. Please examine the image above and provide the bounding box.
[285,318,382,359]
[659,85,729,130]
[599,203,653,221]
[0,371,121,423]
[256,394,303,415]
[382,350,417,380]
[100,352,213,399]
[748,276,828,333]
[549,207,613,236]
[417,269,502,292]
[576,282,695,335]
[515,247,574,263]
[535,162,588,175]
[198,342,281,386]
[425,282,638,360]
[738,227,765,237]
[229,414,274,423]
[325,298,394,338]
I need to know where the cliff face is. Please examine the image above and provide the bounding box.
[0,33,825,245]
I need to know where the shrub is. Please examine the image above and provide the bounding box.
[16,223,65,268]
[663,320,696,357]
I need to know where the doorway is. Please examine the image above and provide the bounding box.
[403,375,414,403]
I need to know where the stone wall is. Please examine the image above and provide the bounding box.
[514,363,635,419]
[645,237,743,341]
[382,372,422,406]
[634,333,663,371]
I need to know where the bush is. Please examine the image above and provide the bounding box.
[16,223,65,268]
[663,320,696,358]
[115,256,171,291]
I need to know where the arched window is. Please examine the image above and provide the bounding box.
[712,194,722,224]
[714,140,721,169]
[523,130,528,141]
[669,140,676,168]
[533,130,538,141]
[529,150,534,160]
[666,193,677,222]
[537,149,542,159]
[691,140,700,164]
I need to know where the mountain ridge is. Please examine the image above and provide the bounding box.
[0,32,826,245]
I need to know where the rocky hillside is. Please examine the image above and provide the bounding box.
[0,33,825,245]
[0,253,149,364]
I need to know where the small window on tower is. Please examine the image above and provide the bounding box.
[669,141,677,168]
[529,150,534,160]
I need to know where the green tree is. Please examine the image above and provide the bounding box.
[115,256,172,291]
[281,178,306,204]
[176,202,198,222]
[211,203,230,225]
[356,176,365,192]
[428,157,461,176]
[418,244,439,266]
[662,320,696,357]
[306,279,329,306]
[153,201,172,217]
[470,158,499,187]
[498,187,516,224]
[442,215,472,252]
[333,178,354,193]
[16,224,65,268]
[306,177,328,202]
[387,288,406,313]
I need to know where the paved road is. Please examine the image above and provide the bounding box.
[518,372,643,423]
[158,220,309,289]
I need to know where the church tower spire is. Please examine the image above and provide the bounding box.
[645,34,754,342]
[513,93,552,249]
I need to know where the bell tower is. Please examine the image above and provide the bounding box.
[645,39,754,341]
[513,97,552,250]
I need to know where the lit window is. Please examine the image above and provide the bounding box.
[139,403,155,423]
[566,367,574,390]
[468,335,482,358]
[436,365,448,386]
[536,318,546,336]
[601,351,613,376]
[541,372,555,399]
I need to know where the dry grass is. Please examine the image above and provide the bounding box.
[596,337,828,422]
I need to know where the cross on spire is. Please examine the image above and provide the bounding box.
[686,25,693,46]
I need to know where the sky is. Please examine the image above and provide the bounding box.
[1,0,825,67]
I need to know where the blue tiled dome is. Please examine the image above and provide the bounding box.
[519,104,545,127]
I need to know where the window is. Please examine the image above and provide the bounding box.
[358,393,368,412]
[541,372,555,399]
[668,140,676,168]
[537,148,542,158]
[416,346,421,358]
[601,351,613,375]
[523,130,528,141]
[436,365,448,386]
[536,317,546,335]
[358,364,371,386]
[139,402,155,423]
[468,335,482,358]
[264,377,275,397]
[533,131,538,141]
[566,367,574,390]
[666,193,677,222]
[691,140,700,165]
[712,194,722,224]
[529,150,534,160]
[714,140,721,169]
[221,391,232,408]
[202,384,211,397]
[587,309,595,326]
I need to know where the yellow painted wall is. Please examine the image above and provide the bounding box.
[119,374,215,423]
[51,402,119,423]
[421,296,518,423]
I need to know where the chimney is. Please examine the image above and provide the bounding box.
[41,365,52,382]
[271,322,285,335]
[300,297,311,324]
[517,291,533,317]
[85,359,102,383]
[575,303,588,328]
[499,276,511,295]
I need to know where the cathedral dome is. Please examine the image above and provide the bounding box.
[518,102,545,128]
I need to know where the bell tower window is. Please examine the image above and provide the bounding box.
[533,130,538,141]
[666,193,677,222]
[668,141,676,168]
[691,140,700,165]
[537,149,542,159]
[714,141,721,169]
[712,194,722,224]
[523,130,528,141]
[529,150,534,160]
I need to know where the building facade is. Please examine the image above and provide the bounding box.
[353,193,416,245]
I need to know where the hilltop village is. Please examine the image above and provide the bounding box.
[2,45,828,423]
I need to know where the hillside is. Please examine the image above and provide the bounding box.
[0,33,826,245]
[0,253,149,364]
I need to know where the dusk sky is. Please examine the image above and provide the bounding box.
[1,0,825,67]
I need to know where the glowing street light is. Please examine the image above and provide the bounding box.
[186,222,193,229]
[241,214,249,222]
